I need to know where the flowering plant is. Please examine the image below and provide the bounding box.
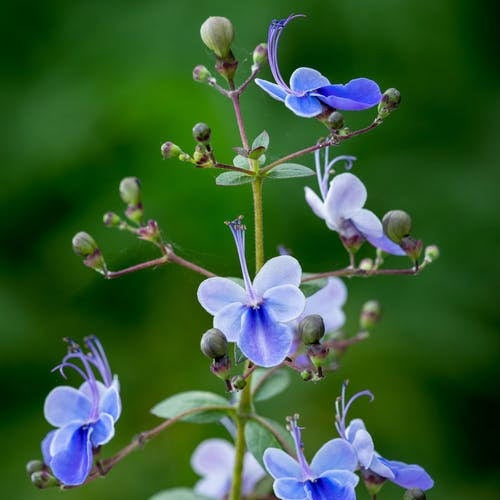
[27,13,440,500]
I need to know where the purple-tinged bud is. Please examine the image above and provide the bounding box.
[424,245,440,263]
[26,460,45,475]
[137,219,162,245]
[210,355,232,387]
[378,88,401,119]
[300,369,313,381]
[193,144,213,167]
[31,470,58,489]
[200,328,228,359]
[307,343,329,372]
[232,375,247,390]
[359,258,374,272]
[404,488,426,500]
[360,300,382,330]
[192,122,211,144]
[193,64,213,83]
[119,177,141,207]
[200,16,235,59]
[72,232,107,275]
[327,111,345,130]
[400,236,423,263]
[299,314,325,345]
[383,210,412,244]
[103,211,121,227]
[161,141,183,159]
[252,43,268,68]
[361,469,387,496]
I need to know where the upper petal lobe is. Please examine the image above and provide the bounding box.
[289,67,330,93]
[253,255,302,295]
[44,386,92,428]
[197,277,247,314]
[264,284,306,322]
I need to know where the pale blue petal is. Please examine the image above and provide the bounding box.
[50,426,93,486]
[194,475,231,498]
[253,255,302,295]
[255,78,288,102]
[214,302,246,342]
[289,67,330,93]
[263,448,302,480]
[320,470,359,488]
[239,306,293,367]
[351,429,375,468]
[99,383,121,422]
[264,285,305,322]
[324,173,367,224]
[274,478,307,499]
[44,386,91,427]
[197,277,247,315]
[382,458,434,490]
[91,413,115,446]
[312,78,382,111]
[79,380,106,400]
[310,439,357,475]
[304,476,355,500]
[41,430,56,464]
[345,418,367,443]
[350,208,384,240]
[191,438,235,476]
[365,233,407,256]
[285,94,324,117]
[242,451,266,494]
[368,454,395,479]
[304,186,327,220]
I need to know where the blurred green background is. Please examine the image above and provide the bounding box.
[2,0,498,498]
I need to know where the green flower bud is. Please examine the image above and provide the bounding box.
[404,488,426,500]
[192,65,213,83]
[232,375,247,390]
[200,16,235,58]
[359,258,374,271]
[200,328,228,359]
[299,314,325,345]
[192,122,211,144]
[252,43,268,68]
[424,245,440,263]
[382,210,412,244]
[103,211,121,227]
[327,111,345,130]
[360,300,382,330]
[72,231,98,257]
[378,88,401,119]
[400,236,423,263]
[26,460,45,475]
[119,177,141,207]
[31,471,58,489]
[300,369,313,381]
[161,141,183,159]
[193,144,212,167]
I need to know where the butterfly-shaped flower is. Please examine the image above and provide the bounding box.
[255,14,382,118]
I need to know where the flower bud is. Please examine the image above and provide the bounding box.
[299,314,325,345]
[119,177,141,207]
[200,16,235,59]
[361,469,386,496]
[232,375,247,390]
[403,488,426,500]
[378,88,401,119]
[400,236,423,263]
[359,258,374,272]
[424,245,440,263]
[382,210,412,244]
[193,144,212,167]
[72,232,107,275]
[201,328,228,359]
[31,470,58,489]
[103,211,121,227]
[306,343,329,371]
[360,300,382,330]
[300,369,313,381]
[192,122,211,144]
[161,141,182,159]
[210,355,231,385]
[327,111,345,130]
[137,219,162,245]
[193,64,213,83]
[26,460,45,475]
[252,43,268,68]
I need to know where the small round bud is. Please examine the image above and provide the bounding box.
[119,177,141,206]
[31,471,58,489]
[327,111,345,130]
[424,245,440,263]
[103,211,121,227]
[359,258,374,271]
[201,328,228,359]
[72,231,98,257]
[232,375,247,390]
[299,314,325,345]
[161,141,182,159]
[137,219,162,245]
[403,488,426,500]
[200,16,235,58]
[26,460,44,475]
[382,210,412,244]
[378,88,401,118]
[300,369,313,381]
[252,43,268,67]
[192,122,211,144]
[193,65,212,83]
[400,236,423,262]
[360,300,382,330]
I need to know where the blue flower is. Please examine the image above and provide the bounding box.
[197,217,305,367]
[264,415,359,500]
[41,336,121,486]
[335,383,434,492]
[191,438,265,499]
[305,149,406,255]
[255,14,382,118]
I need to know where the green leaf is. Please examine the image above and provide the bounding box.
[234,344,247,364]
[262,418,295,451]
[216,171,253,186]
[151,391,233,423]
[300,275,328,297]
[266,163,315,179]
[149,488,213,500]
[232,147,248,157]
[251,130,270,150]
[248,145,266,160]
[252,368,291,402]
[233,154,249,168]
[245,419,280,468]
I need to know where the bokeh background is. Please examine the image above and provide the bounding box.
[2,0,499,498]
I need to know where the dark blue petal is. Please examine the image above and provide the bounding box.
[381,457,434,490]
[255,78,287,102]
[99,382,121,422]
[289,67,330,93]
[50,426,93,486]
[41,430,57,464]
[239,306,293,367]
[91,413,115,446]
[312,78,382,111]
[304,476,355,500]
[285,94,324,118]
[364,233,407,256]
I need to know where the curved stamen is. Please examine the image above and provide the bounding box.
[52,362,88,381]
[85,335,112,386]
[335,380,374,438]
[287,414,313,480]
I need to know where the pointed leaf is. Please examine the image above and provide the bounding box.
[234,344,247,364]
[252,130,270,150]
[149,488,213,500]
[216,171,254,186]
[151,391,233,423]
[248,146,266,160]
[233,155,250,168]
[252,368,291,402]
[266,163,315,179]
[245,420,280,468]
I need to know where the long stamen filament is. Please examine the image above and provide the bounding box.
[287,415,312,479]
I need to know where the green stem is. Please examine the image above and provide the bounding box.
[252,176,264,272]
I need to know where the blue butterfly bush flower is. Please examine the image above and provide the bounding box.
[41,336,121,486]
[255,14,382,118]
[264,415,359,500]
[305,148,406,255]
[197,217,305,367]
[191,438,265,498]
[335,383,434,492]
